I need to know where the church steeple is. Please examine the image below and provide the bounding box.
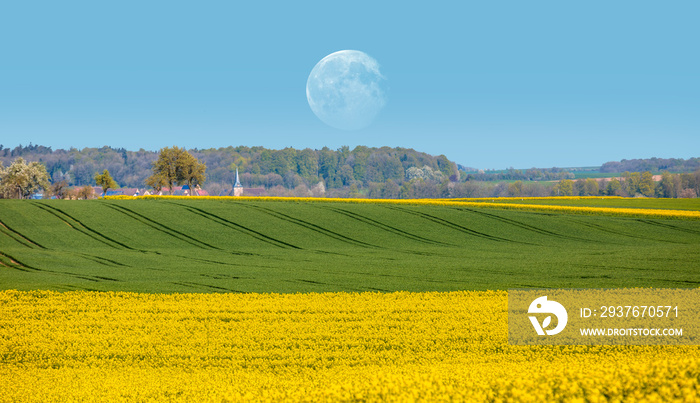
[233,167,243,196]
[234,168,242,188]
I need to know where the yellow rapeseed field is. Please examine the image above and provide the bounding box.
[105,195,700,220]
[1,290,698,402]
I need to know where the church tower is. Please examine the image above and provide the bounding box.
[233,168,243,196]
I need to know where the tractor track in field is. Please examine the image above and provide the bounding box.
[174,254,239,266]
[319,206,451,246]
[565,217,689,244]
[636,219,700,236]
[0,250,38,272]
[76,253,129,267]
[300,266,456,285]
[31,202,134,250]
[0,249,121,282]
[200,273,253,280]
[169,202,302,250]
[239,204,380,249]
[286,278,367,292]
[387,206,527,244]
[62,273,120,283]
[0,220,46,249]
[170,281,246,293]
[460,208,606,244]
[105,204,220,250]
[41,266,122,283]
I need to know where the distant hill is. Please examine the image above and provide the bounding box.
[600,157,700,173]
[457,158,700,182]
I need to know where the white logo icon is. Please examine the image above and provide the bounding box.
[528,296,568,336]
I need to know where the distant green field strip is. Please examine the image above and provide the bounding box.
[454,197,700,211]
[244,197,700,219]
[106,195,700,218]
[450,201,699,219]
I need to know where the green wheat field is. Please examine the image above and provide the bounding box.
[1,198,699,293]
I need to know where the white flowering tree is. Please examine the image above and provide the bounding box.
[0,157,50,199]
[405,165,445,183]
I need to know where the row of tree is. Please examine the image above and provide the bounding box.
[0,157,119,199]
[228,170,700,199]
[0,147,206,199]
[0,144,458,191]
[537,171,700,198]
[2,143,699,199]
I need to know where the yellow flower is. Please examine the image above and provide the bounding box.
[1,290,698,401]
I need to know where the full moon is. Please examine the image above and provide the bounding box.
[306,50,388,131]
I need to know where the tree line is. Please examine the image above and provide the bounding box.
[0,144,458,194]
[1,144,699,199]
[0,147,208,199]
[536,171,700,198]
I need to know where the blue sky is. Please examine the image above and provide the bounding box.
[1,1,698,169]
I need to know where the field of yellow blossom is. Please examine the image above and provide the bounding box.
[1,290,698,402]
